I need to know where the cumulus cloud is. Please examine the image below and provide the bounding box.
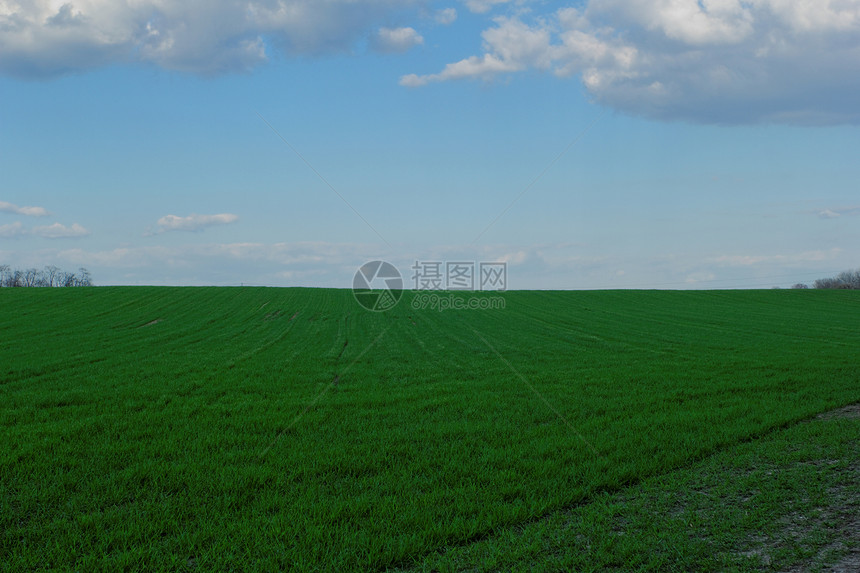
[435,8,458,25]
[31,222,91,239]
[401,54,519,86]
[404,1,860,124]
[371,27,424,53]
[0,201,49,217]
[0,0,418,77]
[155,213,239,233]
[400,16,546,86]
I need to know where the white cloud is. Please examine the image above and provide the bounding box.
[501,250,528,264]
[8,240,852,289]
[371,27,424,54]
[600,0,756,46]
[712,248,842,266]
[47,241,559,287]
[0,0,419,77]
[685,271,716,284]
[401,53,521,86]
[400,16,546,86]
[435,8,458,25]
[31,222,91,239]
[155,213,239,233]
[52,241,387,286]
[59,242,354,268]
[0,201,49,217]
[464,0,516,14]
[0,221,89,239]
[0,222,26,238]
[818,206,860,219]
[405,1,860,124]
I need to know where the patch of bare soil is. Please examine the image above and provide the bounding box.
[781,477,860,572]
[744,402,860,572]
[816,403,860,421]
[138,319,161,328]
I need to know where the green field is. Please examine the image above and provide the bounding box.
[1,287,858,571]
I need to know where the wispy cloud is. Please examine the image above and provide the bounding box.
[435,8,458,25]
[0,222,27,238]
[401,53,522,86]
[818,206,860,219]
[155,213,239,233]
[712,249,842,266]
[14,240,852,289]
[0,221,89,239]
[464,0,516,14]
[50,241,385,286]
[0,201,49,217]
[685,271,716,284]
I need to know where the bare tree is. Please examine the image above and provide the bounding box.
[44,265,60,287]
[0,264,92,287]
[22,268,39,288]
[836,270,860,289]
[34,271,50,288]
[814,268,860,289]
[791,283,809,289]
[77,268,92,287]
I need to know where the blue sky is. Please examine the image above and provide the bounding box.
[1,0,858,289]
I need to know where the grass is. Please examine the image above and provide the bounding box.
[1,287,858,571]
[401,405,860,572]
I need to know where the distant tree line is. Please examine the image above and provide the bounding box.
[0,265,92,288]
[791,268,860,290]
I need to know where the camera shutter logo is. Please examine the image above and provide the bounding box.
[353,261,403,311]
